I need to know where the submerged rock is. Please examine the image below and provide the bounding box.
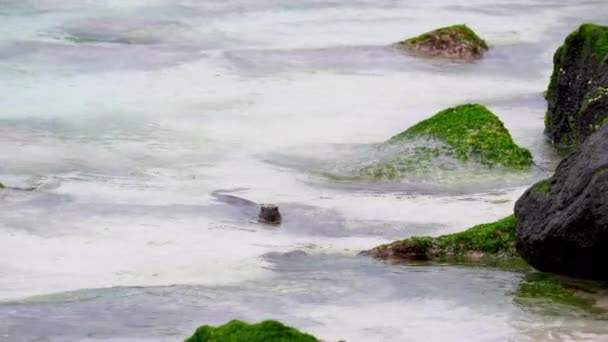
[365,215,522,264]
[545,23,608,149]
[515,123,608,280]
[396,24,488,61]
[515,273,605,314]
[359,104,533,179]
[185,320,319,342]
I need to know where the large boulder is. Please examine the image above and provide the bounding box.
[515,123,608,280]
[359,104,533,179]
[545,23,608,149]
[185,320,319,342]
[396,24,489,61]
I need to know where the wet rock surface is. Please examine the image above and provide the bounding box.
[545,23,608,149]
[515,124,608,280]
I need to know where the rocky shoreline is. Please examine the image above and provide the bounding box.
[356,23,608,324]
[167,21,608,342]
[3,21,603,342]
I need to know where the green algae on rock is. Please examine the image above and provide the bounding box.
[545,23,608,149]
[185,320,319,342]
[357,104,533,180]
[531,178,552,195]
[396,24,489,61]
[357,143,457,180]
[391,104,532,167]
[366,215,521,263]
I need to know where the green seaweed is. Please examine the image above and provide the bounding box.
[357,145,451,179]
[410,236,434,254]
[515,274,599,313]
[0,182,4,189]
[185,320,319,342]
[372,215,520,263]
[389,104,533,168]
[532,178,552,194]
[404,24,488,49]
[434,215,517,255]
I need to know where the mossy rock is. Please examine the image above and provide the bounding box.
[366,215,524,265]
[515,273,608,315]
[185,320,319,342]
[545,23,608,149]
[359,104,533,179]
[396,24,489,61]
[0,182,4,189]
[391,104,533,167]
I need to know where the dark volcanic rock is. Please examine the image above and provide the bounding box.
[545,23,608,149]
[396,25,488,61]
[515,124,608,280]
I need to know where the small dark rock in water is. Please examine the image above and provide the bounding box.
[545,23,608,149]
[396,24,488,61]
[258,204,282,225]
[515,123,608,280]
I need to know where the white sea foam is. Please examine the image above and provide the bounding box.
[1,0,608,340]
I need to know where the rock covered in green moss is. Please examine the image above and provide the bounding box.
[392,104,533,167]
[545,23,608,149]
[396,25,489,61]
[0,182,4,189]
[365,215,520,263]
[359,104,533,179]
[358,104,534,179]
[185,320,319,342]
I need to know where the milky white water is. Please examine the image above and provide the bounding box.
[1,1,608,341]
